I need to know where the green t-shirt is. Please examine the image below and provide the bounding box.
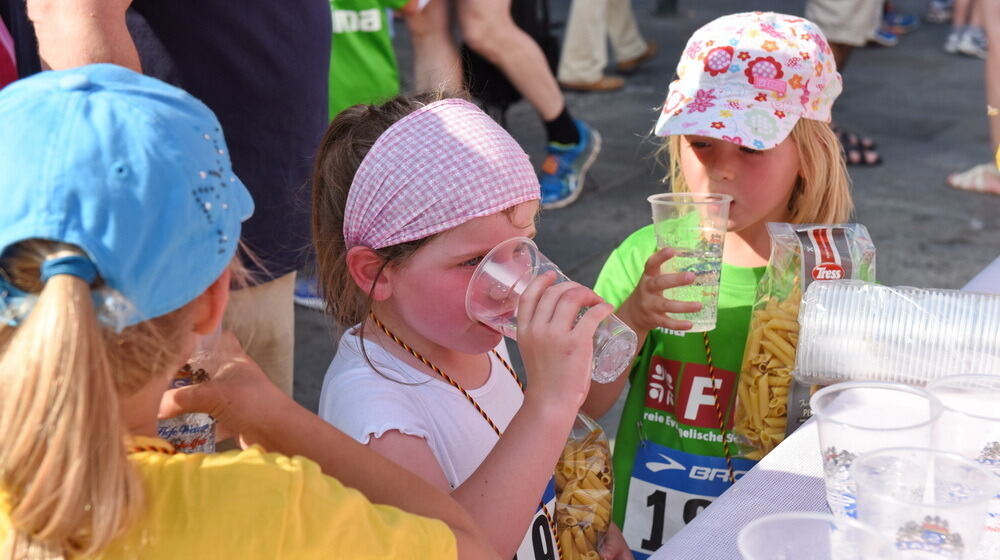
[594,224,764,557]
[329,0,407,119]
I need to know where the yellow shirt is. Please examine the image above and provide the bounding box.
[1,437,457,559]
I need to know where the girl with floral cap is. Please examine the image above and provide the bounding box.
[582,12,853,557]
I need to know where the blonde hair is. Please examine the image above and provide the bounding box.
[661,118,853,223]
[0,240,197,558]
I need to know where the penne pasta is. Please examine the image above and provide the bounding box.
[555,424,614,560]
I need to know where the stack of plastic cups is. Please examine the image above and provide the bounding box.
[796,281,1000,386]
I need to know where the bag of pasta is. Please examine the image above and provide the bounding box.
[554,413,613,560]
[734,223,875,460]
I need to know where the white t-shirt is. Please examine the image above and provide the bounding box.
[318,328,523,489]
[319,329,563,560]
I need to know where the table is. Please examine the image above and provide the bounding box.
[648,258,1000,560]
[964,255,1000,294]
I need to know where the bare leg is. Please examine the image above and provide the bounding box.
[984,0,1000,151]
[953,0,974,27]
[830,42,854,70]
[406,0,463,92]
[458,0,564,120]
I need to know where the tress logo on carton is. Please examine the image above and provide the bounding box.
[801,227,851,282]
[812,263,845,281]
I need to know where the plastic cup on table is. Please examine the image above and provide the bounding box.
[737,511,896,560]
[465,237,637,384]
[810,382,942,519]
[927,374,1000,559]
[648,192,732,332]
[852,447,998,559]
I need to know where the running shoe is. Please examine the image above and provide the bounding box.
[293,275,326,311]
[539,120,601,210]
[869,28,900,47]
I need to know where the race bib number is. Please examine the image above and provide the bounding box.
[621,441,755,559]
[514,477,560,560]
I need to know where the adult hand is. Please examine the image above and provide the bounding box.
[27,0,141,71]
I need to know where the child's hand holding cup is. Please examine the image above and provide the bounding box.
[465,237,638,383]
[648,192,732,332]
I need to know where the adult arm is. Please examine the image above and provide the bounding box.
[26,0,140,71]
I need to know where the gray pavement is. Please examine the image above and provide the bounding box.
[293,0,1000,438]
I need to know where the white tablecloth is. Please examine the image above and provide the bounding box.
[648,420,825,559]
[648,257,1000,560]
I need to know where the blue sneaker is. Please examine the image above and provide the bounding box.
[883,11,920,35]
[869,28,899,47]
[539,120,601,210]
[293,275,326,310]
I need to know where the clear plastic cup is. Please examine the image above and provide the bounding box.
[648,193,732,332]
[465,237,637,383]
[927,375,1000,559]
[738,512,896,560]
[853,447,998,559]
[810,382,942,519]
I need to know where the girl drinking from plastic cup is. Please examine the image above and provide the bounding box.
[0,65,495,559]
[313,94,631,559]
[584,12,854,557]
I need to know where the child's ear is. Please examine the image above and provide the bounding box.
[346,246,392,301]
[193,268,231,335]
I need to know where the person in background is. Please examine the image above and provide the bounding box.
[943,0,987,58]
[405,0,601,210]
[26,0,331,401]
[947,0,1000,194]
[295,0,427,311]
[804,0,884,165]
[0,64,496,560]
[584,13,853,557]
[556,0,657,93]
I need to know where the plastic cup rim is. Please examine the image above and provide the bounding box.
[809,381,943,432]
[926,373,1000,422]
[464,236,539,325]
[737,511,890,555]
[648,192,734,206]
[851,446,998,509]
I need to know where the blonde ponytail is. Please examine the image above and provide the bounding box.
[0,248,141,558]
[0,241,196,558]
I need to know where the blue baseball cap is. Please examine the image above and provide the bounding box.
[0,64,254,326]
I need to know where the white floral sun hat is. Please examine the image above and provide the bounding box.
[654,11,842,150]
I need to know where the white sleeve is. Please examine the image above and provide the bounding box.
[318,360,433,445]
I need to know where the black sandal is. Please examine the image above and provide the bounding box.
[834,126,882,166]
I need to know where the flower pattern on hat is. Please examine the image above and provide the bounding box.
[654,11,842,150]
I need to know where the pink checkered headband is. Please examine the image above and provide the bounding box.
[343,99,540,250]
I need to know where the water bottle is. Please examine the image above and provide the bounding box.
[157,329,219,453]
